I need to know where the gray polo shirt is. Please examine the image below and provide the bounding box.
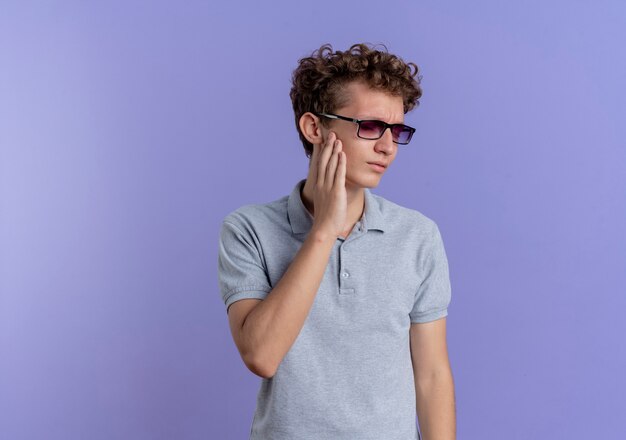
[217,178,452,440]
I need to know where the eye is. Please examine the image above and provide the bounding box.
[392,125,413,143]
[359,120,383,135]
[391,125,407,135]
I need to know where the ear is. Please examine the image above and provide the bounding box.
[299,112,327,146]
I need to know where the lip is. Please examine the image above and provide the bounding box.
[367,162,386,173]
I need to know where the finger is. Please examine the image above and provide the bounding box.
[309,133,326,184]
[316,131,335,188]
[325,141,340,189]
[336,149,346,189]
[308,143,319,183]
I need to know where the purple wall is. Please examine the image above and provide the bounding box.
[1,1,624,439]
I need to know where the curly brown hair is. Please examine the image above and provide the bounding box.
[289,42,423,158]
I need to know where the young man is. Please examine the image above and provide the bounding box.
[217,43,455,440]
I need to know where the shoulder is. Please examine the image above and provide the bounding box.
[221,194,289,235]
[372,192,440,236]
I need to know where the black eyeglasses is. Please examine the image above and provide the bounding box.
[315,112,416,145]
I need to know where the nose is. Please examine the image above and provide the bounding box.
[374,127,396,154]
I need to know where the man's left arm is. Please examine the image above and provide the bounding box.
[410,317,456,440]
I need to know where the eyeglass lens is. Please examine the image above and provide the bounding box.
[358,120,412,144]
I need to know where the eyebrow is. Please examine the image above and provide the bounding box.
[359,115,405,124]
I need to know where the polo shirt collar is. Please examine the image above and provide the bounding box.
[287,178,385,235]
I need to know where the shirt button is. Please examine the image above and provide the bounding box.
[341,272,349,278]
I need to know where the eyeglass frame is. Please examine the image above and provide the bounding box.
[314,112,416,145]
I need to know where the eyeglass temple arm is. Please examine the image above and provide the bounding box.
[317,113,360,124]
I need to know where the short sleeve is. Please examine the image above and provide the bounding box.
[409,222,452,323]
[217,220,272,314]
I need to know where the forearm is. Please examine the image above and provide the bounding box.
[415,370,456,440]
[241,228,335,378]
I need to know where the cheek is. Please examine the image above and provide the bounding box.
[341,148,358,167]
[340,141,364,161]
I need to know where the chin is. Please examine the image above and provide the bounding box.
[345,173,382,190]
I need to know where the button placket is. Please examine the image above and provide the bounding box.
[338,219,366,295]
[338,242,354,294]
